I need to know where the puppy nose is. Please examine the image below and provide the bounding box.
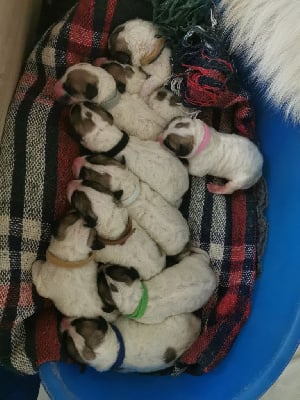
[157,133,164,145]
[67,180,83,203]
[72,157,86,178]
[60,317,71,333]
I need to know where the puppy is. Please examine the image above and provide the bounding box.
[75,156,190,256]
[31,210,117,320]
[108,19,172,98]
[220,0,300,123]
[93,58,147,95]
[67,180,166,280]
[53,62,165,140]
[61,313,201,372]
[98,250,217,324]
[160,116,263,194]
[69,102,189,206]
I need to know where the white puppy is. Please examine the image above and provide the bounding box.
[61,313,201,373]
[31,210,118,321]
[53,62,165,140]
[108,18,172,99]
[76,156,190,256]
[98,250,217,324]
[220,0,300,123]
[69,103,189,206]
[67,180,166,280]
[160,116,263,195]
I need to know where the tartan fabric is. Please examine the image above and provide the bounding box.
[0,0,260,376]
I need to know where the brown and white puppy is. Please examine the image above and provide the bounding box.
[61,313,201,373]
[147,87,189,122]
[160,117,263,195]
[67,180,166,280]
[53,62,165,140]
[108,19,172,99]
[75,156,190,256]
[98,250,217,324]
[69,103,189,206]
[31,210,118,321]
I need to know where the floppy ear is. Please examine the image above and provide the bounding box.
[116,81,126,93]
[91,235,105,250]
[85,83,98,100]
[82,171,113,194]
[105,265,140,285]
[70,191,98,228]
[97,271,117,313]
[113,190,123,201]
[113,51,131,65]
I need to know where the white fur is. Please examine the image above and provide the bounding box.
[31,217,117,321]
[105,250,217,324]
[70,184,166,280]
[109,19,172,98]
[162,117,263,194]
[56,63,165,140]
[72,103,189,206]
[81,161,190,255]
[220,0,300,122]
[64,314,201,373]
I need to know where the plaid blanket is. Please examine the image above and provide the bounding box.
[0,0,259,375]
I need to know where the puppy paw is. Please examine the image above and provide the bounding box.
[207,182,236,195]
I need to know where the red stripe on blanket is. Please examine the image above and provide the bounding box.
[18,283,33,307]
[35,307,61,367]
[99,0,118,52]
[66,0,96,65]
[54,108,80,219]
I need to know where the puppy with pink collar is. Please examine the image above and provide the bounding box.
[160,117,263,195]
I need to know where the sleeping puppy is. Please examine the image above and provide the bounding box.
[53,62,165,140]
[31,210,118,320]
[67,179,166,280]
[69,102,189,206]
[160,116,263,195]
[97,249,217,324]
[108,19,172,99]
[61,313,201,373]
[75,156,190,256]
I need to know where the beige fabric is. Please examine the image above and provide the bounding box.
[0,0,42,138]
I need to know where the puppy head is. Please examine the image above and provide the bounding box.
[108,19,165,66]
[67,181,98,228]
[77,155,138,203]
[97,265,140,313]
[54,63,116,104]
[161,117,196,158]
[61,317,108,364]
[52,208,96,251]
[101,61,135,93]
[69,103,113,139]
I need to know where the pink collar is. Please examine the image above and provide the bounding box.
[187,123,211,159]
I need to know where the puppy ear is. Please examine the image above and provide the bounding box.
[116,81,126,93]
[91,235,105,250]
[82,346,96,361]
[70,191,98,228]
[114,51,131,65]
[113,190,123,201]
[105,265,140,285]
[85,83,98,100]
[97,271,117,312]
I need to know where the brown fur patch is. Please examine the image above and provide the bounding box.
[164,347,177,363]
[70,190,98,228]
[64,70,98,99]
[156,90,167,101]
[105,265,140,285]
[164,133,194,157]
[175,122,190,129]
[83,103,114,125]
[169,94,181,106]
[108,26,132,65]
[81,170,113,194]
[87,154,125,168]
[69,104,96,137]
[53,210,81,241]
[97,271,117,313]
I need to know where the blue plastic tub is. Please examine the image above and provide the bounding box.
[39,78,300,400]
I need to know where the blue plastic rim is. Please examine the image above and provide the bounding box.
[40,82,300,400]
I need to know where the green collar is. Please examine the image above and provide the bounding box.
[100,89,121,110]
[126,282,148,319]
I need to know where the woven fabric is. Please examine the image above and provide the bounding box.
[0,0,260,375]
